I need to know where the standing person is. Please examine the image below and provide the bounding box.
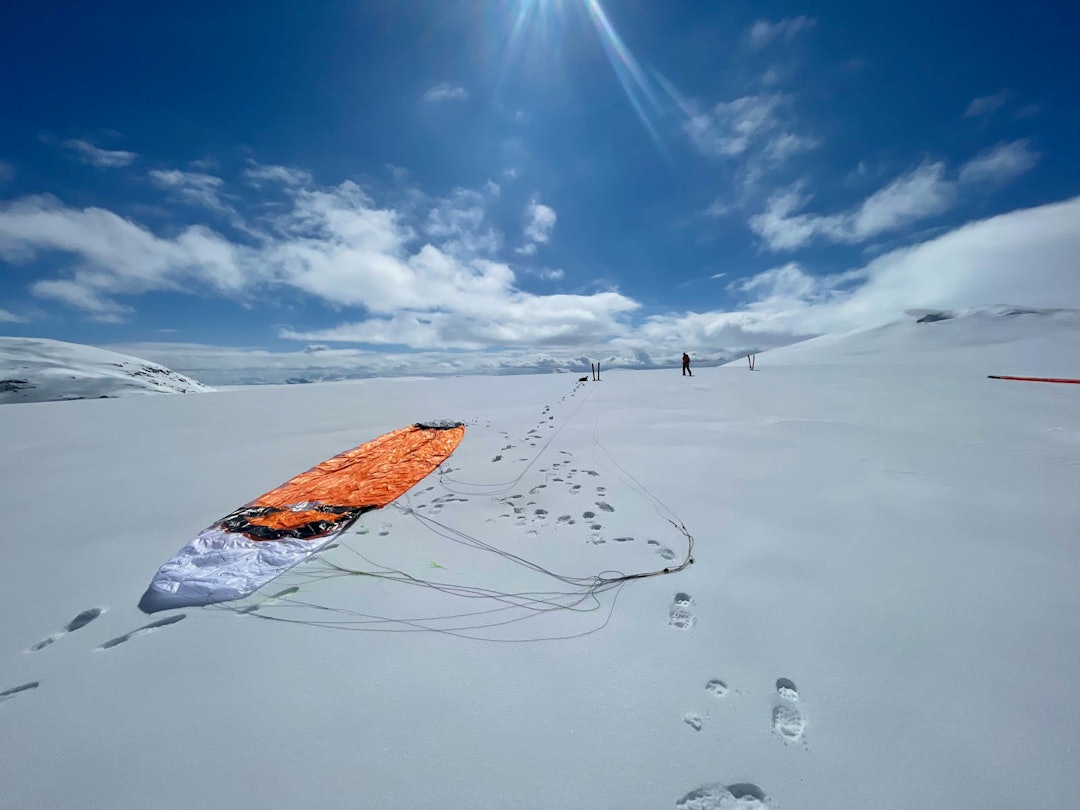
[682,352,692,376]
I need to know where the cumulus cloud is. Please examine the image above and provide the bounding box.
[61,139,137,168]
[0,172,634,349]
[423,82,468,102]
[746,17,816,49]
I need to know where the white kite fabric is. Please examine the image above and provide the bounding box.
[139,526,342,613]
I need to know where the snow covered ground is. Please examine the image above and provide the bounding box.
[0,337,211,404]
[2,310,1079,809]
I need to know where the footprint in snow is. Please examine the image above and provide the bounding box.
[772,705,807,744]
[29,607,105,652]
[98,614,186,650]
[772,678,807,745]
[706,679,729,698]
[775,678,798,701]
[492,455,503,462]
[570,484,582,494]
[0,682,40,706]
[379,522,393,536]
[683,712,704,731]
[675,782,770,809]
[595,501,614,512]
[669,592,695,631]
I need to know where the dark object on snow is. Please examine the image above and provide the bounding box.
[916,312,954,323]
[578,376,588,382]
[682,353,692,376]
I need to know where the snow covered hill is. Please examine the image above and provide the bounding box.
[0,337,213,404]
[747,306,1080,375]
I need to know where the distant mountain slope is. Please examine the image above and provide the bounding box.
[0,337,213,404]
[748,307,1080,376]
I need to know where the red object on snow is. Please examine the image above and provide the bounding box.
[987,375,1080,384]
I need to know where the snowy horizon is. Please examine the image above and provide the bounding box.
[2,3,1079,381]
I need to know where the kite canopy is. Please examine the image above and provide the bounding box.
[139,421,465,613]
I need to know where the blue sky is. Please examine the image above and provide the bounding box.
[1,0,1078,382]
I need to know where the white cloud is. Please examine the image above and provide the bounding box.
[518,196,556,254]
[746,17,816,49]
[425,188,500,258]
[149,169,239,220]
[281,291,637,350]
[0,173,635,350]
[683,95,788,157]
[62,139,137,168]
[648,196,1080,349]
[751,142,1042,253]
[751,162,957,251]
[30,279,134,322]
[957,140,1039,186]
[423,82,468,102]
[243,162,313,187]
[0,307,27,323]
[964,90,1009,118]
[765,132,820,162]
[0,195,248,320]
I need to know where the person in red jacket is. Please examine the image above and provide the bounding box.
[682,352,692,376]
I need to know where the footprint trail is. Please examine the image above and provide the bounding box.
[29,606,105,652]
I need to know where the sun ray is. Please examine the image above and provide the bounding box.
[582,0,670,156]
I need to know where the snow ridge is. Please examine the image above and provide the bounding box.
[0,337,212,404]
